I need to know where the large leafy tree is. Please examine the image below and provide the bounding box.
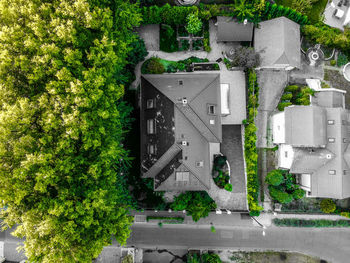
[0,0,141,262]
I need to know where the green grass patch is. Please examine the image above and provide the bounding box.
[274,218,350,227]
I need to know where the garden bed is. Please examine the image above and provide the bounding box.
[273,218,350,227]
[277,85,314,111]
[146,216,184,224]
[193,63,220,71]
[212,155,232,192]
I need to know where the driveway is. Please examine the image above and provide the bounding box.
[221,125,246,195]
[256,69,288,148]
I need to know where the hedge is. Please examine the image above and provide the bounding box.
[245,69,263,216]
[146,216,185,224]
[273,218,350,227]
[141,3,308,26]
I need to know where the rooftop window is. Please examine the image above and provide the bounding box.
[176,171,189,181]
[329,170,336,175]
[327,120,335,125]
[146,99,155,109]
[208,104,216,115]
[147,119,156,134]
[328,138,335,143]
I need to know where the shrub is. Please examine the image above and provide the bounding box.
[269,186,293,204]
[278,102,292,111]
[265,170,285,186]
[320,199,336,213]
[201,253,222,263]
[292,188,305,200]
[186,13,202,35]
[143,58,165,74]
[337,52,348,67]
[340,212,350,218]
[330,59,337,66]
[210,226,216,233]
[285,85,300,93]
[224,183,233,192]
[122,255,133,263]
[273,218,350,227]
[214,155,227,171]
[281,93,293,101]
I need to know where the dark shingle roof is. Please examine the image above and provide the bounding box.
[217,16,254,42]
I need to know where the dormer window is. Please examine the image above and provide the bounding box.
[178,80,183,86]
[328,120,335,125]
[208,104,216,115]
[146,99,155,109]
[147,119,156,134]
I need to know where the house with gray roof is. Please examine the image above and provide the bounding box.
[254,17,301,70]
[140,73,223,191]
[272,89,350,199]
[216,17,254,42]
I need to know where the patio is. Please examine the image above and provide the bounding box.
[323,0,350,30]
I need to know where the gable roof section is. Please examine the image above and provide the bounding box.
[254,16,301,68]
[217,16,254,42]
[285,106,327,147]
[141,73,221,191]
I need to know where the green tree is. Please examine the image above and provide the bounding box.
[171,192,216,222]
[265,170,285,186]
[187,253,201,263]
[269,186,293,204]
[320,199,336,213]
[0,0,140,262]
[234,0,254,22]
[144,57,165,74]
[186,13,203,34]
[292,188,305,200]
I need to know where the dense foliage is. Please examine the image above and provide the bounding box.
[0,0,141,262]
[141,2,308,26]
[146,216,184,224]
[266,170,305,204]
[278,85,314,111]
[187,253,222,263]
[171,192,217,222]
[273,218,350,227]
[320,199,337,213]
[245,70,263,216]
[186,12,203,34]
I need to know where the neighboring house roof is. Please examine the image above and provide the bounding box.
[140,73,221,191]
[281,91,350,199]
[254,16,301,68]
[216,16,254,42]
[285,106,327,147]
[312,90,345,108]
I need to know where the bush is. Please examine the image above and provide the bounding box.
[337,52,348,67]
[320,199,336,213]
[273,218,350,227]
[214,155,227,171]
[201,253,222,263]
[122,255,133,263]
[281,93,293,101]
[210,226,216,233]
[269,186,293,204]
[340,212,350,218]
[143,58,165,74]
[330,59,337,66]
[285,85,300,93]
[224,183,233,192]
[265,169,285,186]
[278,102,292,111]
[292,188,305,200]
[146,216,184,224]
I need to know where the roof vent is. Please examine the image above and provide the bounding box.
[326,154,332,159]
[182,141,187,146]
[243,19,248,25]
[182,98,188,105]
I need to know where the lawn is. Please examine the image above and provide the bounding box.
[275,0,328,23]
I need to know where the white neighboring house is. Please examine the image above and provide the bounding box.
[254,17,301,71]
[272,87,350,199]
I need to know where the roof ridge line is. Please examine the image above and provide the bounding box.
[190,74,220,103]
[176,103,220,143]
[181,163,210,190]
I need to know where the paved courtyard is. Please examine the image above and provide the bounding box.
[136,24,160,51]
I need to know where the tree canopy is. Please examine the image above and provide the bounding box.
[0,0,141,262]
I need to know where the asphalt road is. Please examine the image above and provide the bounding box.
[128,224,350,263]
